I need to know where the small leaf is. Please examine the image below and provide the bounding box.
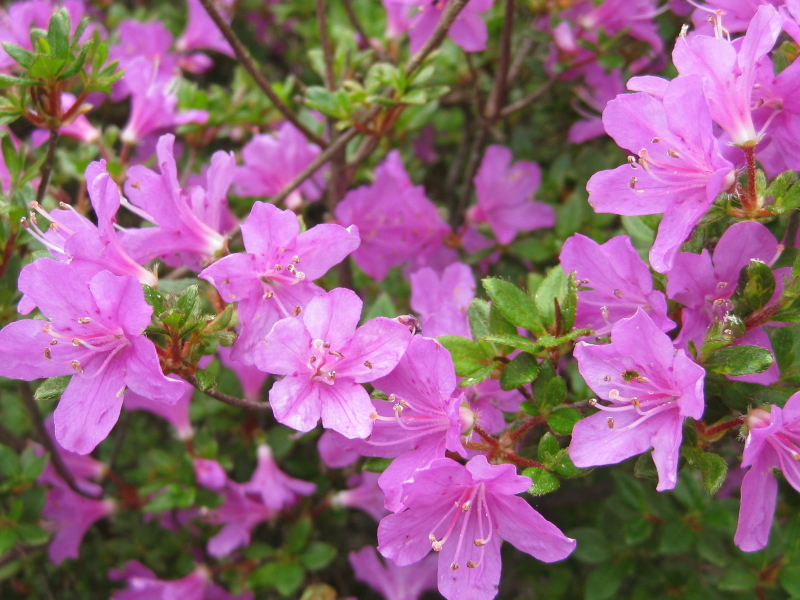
[500,353,539,391]
[142,285,165,310]
[483,334,542,354]
[718,569,758,591]
[522,467,560,496]
[704,345,774,375]
[35,376,71,401]
[437,336,494,377]
[458,361,498,387]
[482,278,547,336]
[1,43,35,69]
[300,542,336,571]
[286,518,311,554]
[362,457,392,473]
[737,259,775,312]
[700,452,728,495]
[535,266,568,330]
[538,328,593,347]
[194,368,216,391]
[467,299,491,340]
[546,408,582,435]
[537,376,566,413]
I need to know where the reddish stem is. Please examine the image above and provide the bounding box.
[508,416,544,443]
[697,416,745,438]
[473,424,500,448]
[498,450,546,469]
[743,146,758,214]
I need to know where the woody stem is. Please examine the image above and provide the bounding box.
[743,146,758,214]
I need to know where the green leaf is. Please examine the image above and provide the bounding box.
[535,266,568,330]
[35,376,71,401]
[738,259,775,312]
[142,285,165,310]
[305,86,347,119]
[1,43,35,69]
[437,336,494,377]
[568,528,609,563]
[658,519,693,554]
[718,569,758,591]
[249,561,304,595]
[19,446,48,482]
[0,445,20,479]
[458,361,498,387]
[14,523,48,545]
[399,89,427,105]
[0,73,40,88]
[47,9,71,59]
[704,345,774,375]
[681,448,728,495]
[205,304,235,333]
[0,529,18,555]
[482,334,542,354]
[29,54,66,79]
[562,271,578,332]
[482,278,547,336]
[1,135,19,184]
[286,518,311,553]
[780,564,800,596]
[522,467,560,496]
[546,408,582,435]
[537,432,560,463]
[538,328,593,347]
[634,452,658,479]
[537,376,566,413]
[500,353,539,391]
[300,542,336,571]
[467,299,491,340]
[362,292,396,322]
[194,368,216,392]
[623,518,653,545]
[60,39,91,80]
[142,484,195,513]
[585,564,624,600]
[362,457,393,473]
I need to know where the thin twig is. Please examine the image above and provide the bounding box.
[196,0,327,148]
[341,0,370,48]
[18,382,97,498]
[315,0,336,90]
[0,422,26,452]
[453,127,488,228]
[184,374,272,411]
[785,210,800,249]
[485,0,515,121]
[36,128,59,203]
[507,34,535,84]
[498,76,557,118]
[405,0,468,76]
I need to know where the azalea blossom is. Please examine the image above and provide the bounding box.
[349,546,438,600]
[0,261,184,454]
[409,262,475,338]
[377,455,576,600]
[586,75,735,272]
[205,482,274,558]
[332,472,390,522]
[560,233,675,336]
[124,376,195,440]
[570,309,706,491]
[242,444,317,510]
[111,561,253,600]
[255,287,411,438]
[465,378,524,434]
[734,395,800,551]
[200,201,360,365]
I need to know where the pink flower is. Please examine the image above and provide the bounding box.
[465,378,523,434]
[176,0,235,58]
[468,145,555,245]
[205,483,273,558]
[200,202,360,365]
[121,135,229,271]
[110,562,253,600]
[392,0,494,54]
[235,123,327,210]
[124,376,194,440]
[0,261,185,454]
[43,484,116,564]
[332,472,390,521]
[217,346,268,402]
[109,21,179,100]
[37,417,106,498]
[318,429,359,468]
[349,546,438,600]
[255,288,412,438]
[586,75,735,272]
[336,150,455,281]
[410,262,475,338]
[377,455,575,600]
[242,444,317,510]
[735,395,800,551]
[568,67,626,144]
[560,234,675,336]
[193,457,228,491]
[570,310,706,491]
[577,0,664,53]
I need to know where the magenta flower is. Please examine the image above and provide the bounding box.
[560,234,675,336]
[666,221,782,384]
[335,150,455,281]
[37,416,107,498]
[0,260,185,454]
[673,4,782,146]
[327,336,470,510]
[176,0,235,58]
[21,161,157,290]
[688,0,782,34]
[255,288,412,438]
[332,472,389,521]
[242,444,317,510]
[570,310,706,491]
[577,0,664,53]
[109,21,179,100]
[42,483,116,564]
[111,562,253,600]
[194,457,228,491]
[236,123,327,210]
[586,75,735,272]
[120,58,209,146]
[568,66,625,144]
[349,546,438,600]
[30,93,99,148]
[377,455,575,600]
[199,202,360,365]
[397,0,494,53]
[122,135,229,271]
[318,429,359,468]
[205,483,274,558]
[124,376,195,440]
[218,346,268,402]
[468,145,555,245]
[382,0,412,37]
[734,395,800,551]
[410,262,475,338]
[465,378,524,434]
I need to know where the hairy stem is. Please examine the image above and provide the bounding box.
[36,128,59,204]
[184,374,272,411]
[743,145,758,214]
[196,0,327,148]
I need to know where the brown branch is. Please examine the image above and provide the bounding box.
[184,374,271,411]
[196,0,327,148]
[341,0,370,48]
[473,423,500,448]
[18,382,98,498]
[453,127,488,228]
[499,75,557,118]
[485,0,515,121]
[0,422,26,452]
[315,0,336,91]
[405,0,469,76]
[36,128,59,203]
[785,210,800,249]
[508,416,543,442]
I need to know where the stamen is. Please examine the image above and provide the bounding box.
[292,255,300,263]
[364,360,373,369]
[607,417,614,428]
[44,348,51,359]
[78,317,92,324]
[613,289,623,298]
[264,291,274,299]
[292,306,301,316]
[467,561,478,568]
[71,360,83,374]
[329,350,344,358]
[450,563,459,570]
[629,177,637,189]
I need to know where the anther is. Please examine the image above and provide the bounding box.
[264,291,274,299]
[793,452,800,462]
[627,156,637,165]
[632,398,641,409]
[328,371,336,380]
[607,417,615,429]
[72,338,81,346]
[370,411,379,420]
[292,306,301,316]
[467,561,478,568]
[450,563,459,570]
[364,360,373,369]
[71,360,83,374]
[310,355,317,363]
[629,177,637,189]
[50,339,58,345]
[589,398,598,406]
[432,541,443,551]
[601,306,610,320]
[50,222,59,232]
[44,348,51,359]
[292,256,300,263]
[78,317,92,323]
[474,539,486,547]
[603,375,611,382]
[223,278,230,284]
[613,289,623,298]
[295,271,306,280]
[58,202,70,210]
[668,149,680,158]
[275,264,283,271]
[116,385,127,398]
[287,264,296,274]
[323,342,331,348]
[329,350,344,358]
[651,137,660,143]
[609,389,620,400]
[131,182,141,189]
[461,501,471,511]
